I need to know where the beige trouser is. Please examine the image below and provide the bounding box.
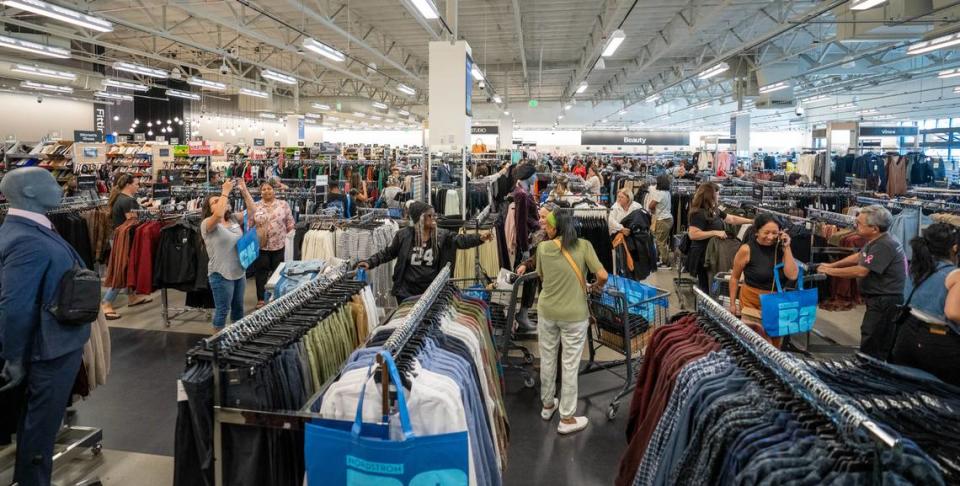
[653,217,673,266]
[538,317,589,418]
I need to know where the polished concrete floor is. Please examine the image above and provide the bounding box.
[7,267,864,485]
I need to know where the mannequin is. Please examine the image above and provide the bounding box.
[0,167,92,486]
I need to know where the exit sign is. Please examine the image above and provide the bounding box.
[528,99,538,108]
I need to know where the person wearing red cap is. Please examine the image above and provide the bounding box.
[357,201,492,302]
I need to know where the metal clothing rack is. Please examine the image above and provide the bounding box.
[807,208,856,227]
[204,270,349,486]
[693,287,901,450]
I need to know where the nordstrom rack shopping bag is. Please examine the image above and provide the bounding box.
[759,264,818,337]
[304,351,469,486]
[236,212,260,269]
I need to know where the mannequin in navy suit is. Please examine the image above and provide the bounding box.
[0,167,92,486]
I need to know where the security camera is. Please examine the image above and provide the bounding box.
[795,105,804,117]
[478,80,485,90]
[219,63,230,75]
[36,95,43,104]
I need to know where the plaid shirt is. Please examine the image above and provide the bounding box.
[633,352,734,486]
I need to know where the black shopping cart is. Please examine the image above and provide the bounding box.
[582,282,670,419]
[453,272,538,389]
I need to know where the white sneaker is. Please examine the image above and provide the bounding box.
[541,398,559,421]
[557,416,589,435]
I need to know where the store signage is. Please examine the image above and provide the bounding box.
[254,138,265,146]
[82,148,98,158]
[580,131,690,146]
[134,133,146,142]
[718,137,736,144]
[118,135,130,143]
[465,55,473,117]
[471,126,499,135]
[170,137,179,144]
[93,103,106,137]
[298,141,305,147]
[298,118,305,140]
[812,129,827,138]
[860,140,881,148]
[77,174,97,191]
[858,126,918,137]
[74,130,102,143]
[156,136,166,143]
[158,148,171,157]
[274,141,281,147]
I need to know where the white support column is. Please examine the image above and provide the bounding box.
[498,115,513,152]
[735,114,750,157]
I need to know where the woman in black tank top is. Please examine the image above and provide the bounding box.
[728,214,800,317]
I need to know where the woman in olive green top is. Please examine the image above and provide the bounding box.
[530,208,608,435]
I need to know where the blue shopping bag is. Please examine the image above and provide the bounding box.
[759,264,818,337]
[236,212,260,269]
[602,275,667,321]
[304,351,469,486]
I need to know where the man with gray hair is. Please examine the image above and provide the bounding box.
[817,205,907,359]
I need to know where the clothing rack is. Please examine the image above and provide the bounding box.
[693,287,901,449]
[203,269,350,486]
[807,208,856,226]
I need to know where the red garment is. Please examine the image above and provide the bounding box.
[573,166,587,178]
[616,317,719,486]
[125,221,162,295]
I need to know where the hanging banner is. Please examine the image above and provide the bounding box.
[93,103,107,137]
[471,126,498,135]
[580,131,689,146]
[858,126,918,137]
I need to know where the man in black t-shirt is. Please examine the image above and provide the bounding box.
[817,205,906,359]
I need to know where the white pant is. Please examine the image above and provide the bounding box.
[538,317,589,418]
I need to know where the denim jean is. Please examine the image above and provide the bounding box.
[208,272,245,328]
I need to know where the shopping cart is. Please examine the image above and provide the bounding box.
[582,278,670,419]
[672,232,697,309]
[452,272,538,389]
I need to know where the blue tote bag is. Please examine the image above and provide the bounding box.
[304,351,469,486]
[759,263,818,337]
[236,212,260,269]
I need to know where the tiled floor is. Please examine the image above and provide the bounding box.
[11,268,866,485]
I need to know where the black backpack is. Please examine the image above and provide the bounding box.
[47,266,101,326]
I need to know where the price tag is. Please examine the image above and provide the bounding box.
[316,175,328,187]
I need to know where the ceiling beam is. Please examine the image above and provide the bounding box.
[509,0,530,98]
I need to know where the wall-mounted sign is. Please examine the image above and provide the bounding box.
[158,148,171,157]
[134,133,146,142]
[274,141,281,147]
[858,126,918,137]
[812,129,827,138]
[74,130,102,143]
[297,141,305,147]
[254,138,265,146]
[155,136,166,143]
[170,137,179,145]
[859,140,882,148]
[718,137,736,144]
[580,131,690,146]
[471,126,499,135]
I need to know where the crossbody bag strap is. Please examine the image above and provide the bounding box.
[553,239,587,293]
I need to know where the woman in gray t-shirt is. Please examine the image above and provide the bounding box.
[202,178,257,329]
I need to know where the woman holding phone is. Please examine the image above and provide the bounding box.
[728,213,799,318]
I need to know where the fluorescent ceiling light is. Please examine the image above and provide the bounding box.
[259,113,277,119]
[353,112,366,118]
[303,38,346,62]
[832,102,857,109]
[492,94,502,103]
[869,115,895,120]
[908,33,960,56]
[800,94,829,104]
[165,89,200,100]
[372,101,389,110]
[305,112,321,119]
[617,109,627,115]
[503,111,510,115]
[312,103,331,110]
[600,118,608,123]
[645,94,660,103]
[370,115,383,121]
[397,109,410,116]
[397,83,416,95]
[103,78,148,91]
[113,61,167,78]
[11,64,75,81]
[261,69,297,85]
[557,115,565,120]
[188,77,226,91]
[938,68,960,79]
[2,0,113,32]
[409,0,440,19]
[953,86,960,93]
[21,80,72,93]
[698,62,729,80]
[239,87,270,99]
[471,65,484,81]
[759,81,790,94]
[694,101,712,110]
[95,91,133,101]
[576,81,588,94]
[564,103,573,110]
[0,34,70,58]
[601,29,626,57]
[851,0,888,10]
[857,109,879,115]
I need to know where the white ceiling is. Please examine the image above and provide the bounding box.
[0,0,959,131]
